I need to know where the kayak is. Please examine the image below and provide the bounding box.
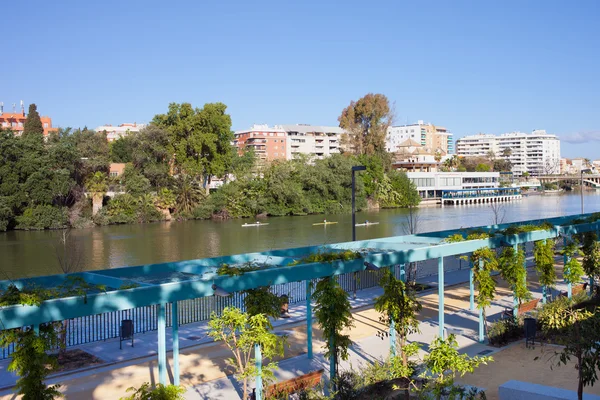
[242,223,269,227]
[355,222,380,227]
[313,222,338,226]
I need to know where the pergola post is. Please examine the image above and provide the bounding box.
[512,243,520,318]
[255,343,263,400]
[329,335,336,389]
[33,324,39,335]
[564,236,573,298]
[389,265,396,356]
[158,303,167,385]
[478,258,484,343]
[172,301,180,386]
[438,257,444,338]
[306,280,313,359]
[469,258,475,311]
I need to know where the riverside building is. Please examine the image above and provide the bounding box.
[386,120,454,154]
[456,130,560,176]
[0,102,57,137]
[95,123,146,142]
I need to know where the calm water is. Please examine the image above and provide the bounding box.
[2,192,600,279]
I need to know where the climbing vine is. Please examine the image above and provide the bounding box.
[243,286,283,323]
[498,245,530,304]
[312,277,354,383]
[534,239,557,289]
[561,239,585,285]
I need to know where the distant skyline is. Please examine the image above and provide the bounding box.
[2,0,598,158]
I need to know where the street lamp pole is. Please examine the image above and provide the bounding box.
[581,168,584,214]
[351,166,366,241]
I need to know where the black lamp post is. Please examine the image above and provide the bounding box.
[352,166,366,241]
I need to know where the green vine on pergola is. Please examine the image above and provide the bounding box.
[498,245,530,304]
[534,238,557,291]
[561,238,585,285]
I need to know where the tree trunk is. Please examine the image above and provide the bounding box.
[92,193,103,216]
[242,377,248,400]
[160,208,171,221]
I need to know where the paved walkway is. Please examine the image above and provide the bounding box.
[0,260,573,399]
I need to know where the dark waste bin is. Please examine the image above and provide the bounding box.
[120,319,134,349]
[524,317,536,348]
[280,295,290,318]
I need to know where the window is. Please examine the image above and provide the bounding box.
[274,146,278,150]
[274,152,278,157]
[110,172,119,177]
[43,123,48,128]
[18,122,23,127]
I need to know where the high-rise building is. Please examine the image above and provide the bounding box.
[95,123,146,142]
[386,120,454,154]
[0,102,57,136]
[233,124,345,161]
[456,130,561,176]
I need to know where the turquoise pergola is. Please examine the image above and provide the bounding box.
[0,212,598,399]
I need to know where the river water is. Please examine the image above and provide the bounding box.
[2,192,600,279]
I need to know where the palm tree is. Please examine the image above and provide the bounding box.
[174,175,205,215]
[155,188,176,220]
[85,172,108,216]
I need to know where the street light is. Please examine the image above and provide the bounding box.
[352,166,367,241]
[581,168,592,214]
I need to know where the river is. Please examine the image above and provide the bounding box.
[2,192,600,279]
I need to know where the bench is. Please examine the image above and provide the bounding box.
[252,369,324,399]
[560,282,588,297]
[502,298,541,318]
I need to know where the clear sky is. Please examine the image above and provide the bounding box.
[2,0,599,158]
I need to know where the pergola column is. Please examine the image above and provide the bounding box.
[469,258,475,311]
[158,303,167,385]
[172,301,180,386]
[478,258,485,343]
[512,243,520,318]
[564,236,572,298]
[389,265,396,356]
[438,257,445,338]
[306,280,313,359]
[255,343,263,400]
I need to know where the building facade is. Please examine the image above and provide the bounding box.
[234,124,344,161]
[95,123,146,142]
[407,171,500,199]
[386,120,454,154]
[456,130,561,176]
[0,105,57,137]
[233,124,288,162]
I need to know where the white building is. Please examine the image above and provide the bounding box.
[386,120,454,154]
[407,171,500,199]
[95,123,146,142]
[279,124,344,160]
[456,130,561,176]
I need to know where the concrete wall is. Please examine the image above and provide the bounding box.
[499,380,600,400]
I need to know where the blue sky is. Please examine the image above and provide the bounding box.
[2,0,599,158]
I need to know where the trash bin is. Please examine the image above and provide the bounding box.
[280,295,290,318]
[524,318,536,348]
[120,319,134,349]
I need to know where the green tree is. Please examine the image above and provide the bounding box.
[581,232,600,292]
[130,125,172,189]
[174,175,205,215]
[121,164,151,197]
[23,103,44,137]
[312,277,354,384]
[85,172,108,216]
[110,136,133,163]
[73,128,110,181]
[0,324,62,399]
[155,188,176,220]
[338,93,392,156]
[475,163,491,172]
[207,307,284,400]
[561,240,585,286]
[153,102,234,189]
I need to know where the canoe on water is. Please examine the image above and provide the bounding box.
[312,222,338,226]
[355,222,380,227]
[242,223,269,227]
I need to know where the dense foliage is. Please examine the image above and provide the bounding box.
[498,245,530,303]
[120,383,186,400]
[534,239,557,290]
[0,101,419,231]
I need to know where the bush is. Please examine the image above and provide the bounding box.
[15,205,68,230]
[488,317,523,346]
[120,383,185,400]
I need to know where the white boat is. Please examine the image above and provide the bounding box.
[355,222,380,227]
[313,221,338,226]
[242,223,269,227]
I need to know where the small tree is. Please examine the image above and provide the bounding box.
[374,268,422,399]
[243,287,282,322]
[421,334,492,399]
[538,299,600,400]
[207,307,284,400]
[23,104,44,137]
[499,245,530,304]
[534,239,557,298]
[154,188,176,220]
[561,239,585,286]
[312,277,354,384]
[0,324,62,399]
[120,383,186,400]
[581,232,600,293]
[85,171,108,216]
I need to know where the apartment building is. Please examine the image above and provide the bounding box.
[95,123,146,142]
[386,120,454,154]
[234,124,344,161]
[233,124,288,162]
[456,130,561,176]
[0,103,57,136]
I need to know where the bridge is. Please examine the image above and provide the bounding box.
[537,174,600,188]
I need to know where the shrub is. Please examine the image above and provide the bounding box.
[120,383,185,400]
[15,205,68,230]
[488,317,522,346]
